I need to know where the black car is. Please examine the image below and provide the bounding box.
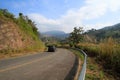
[47,45,56,52]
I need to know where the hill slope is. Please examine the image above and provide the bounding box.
[85,23,120,41]
[0,9,45,54]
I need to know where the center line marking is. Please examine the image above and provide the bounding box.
[0,54,54,73]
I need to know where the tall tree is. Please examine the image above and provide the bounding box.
[69,27,83,47]
[19,13,23,17]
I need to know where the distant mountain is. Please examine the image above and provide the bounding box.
[85,23,120,41]
[43,30,66,36]
[42,30,69,40]
[100,23,120,31]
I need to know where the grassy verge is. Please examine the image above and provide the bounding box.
[85,57,115,80]
[70,49,84,60]
[77,38,120,79]
[0,47,45,60]
[69,49,111,80]
[69,49,84,80]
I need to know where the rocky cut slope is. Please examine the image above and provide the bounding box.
[0,21,23,50]
[0,9,45,54]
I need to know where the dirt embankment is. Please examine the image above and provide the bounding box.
[0,18,44,58]
[0,21,23,50]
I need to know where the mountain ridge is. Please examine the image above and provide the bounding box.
[85,22,120,42]
[42,30,69,39]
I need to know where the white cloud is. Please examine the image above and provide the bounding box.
[29,13,59,25]
[28,0,120,33]
[28,13,61,32]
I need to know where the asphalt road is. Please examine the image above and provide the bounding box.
[0,48,76,80]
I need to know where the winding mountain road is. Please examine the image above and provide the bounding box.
[0,48,76,80]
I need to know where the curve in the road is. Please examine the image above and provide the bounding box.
[0,48,76,80]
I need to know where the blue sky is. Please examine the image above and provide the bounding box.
[0,0,84,19]
[0,0,120,33]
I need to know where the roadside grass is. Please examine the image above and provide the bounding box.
[85,57,114,80]
[0,42,45,59]
[70,48,108,80]
[70,49,84,60]
[0,49,44,59]
[69,49,84,80]
[77,38,120,80]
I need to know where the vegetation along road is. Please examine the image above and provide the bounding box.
[0,48,76,80]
